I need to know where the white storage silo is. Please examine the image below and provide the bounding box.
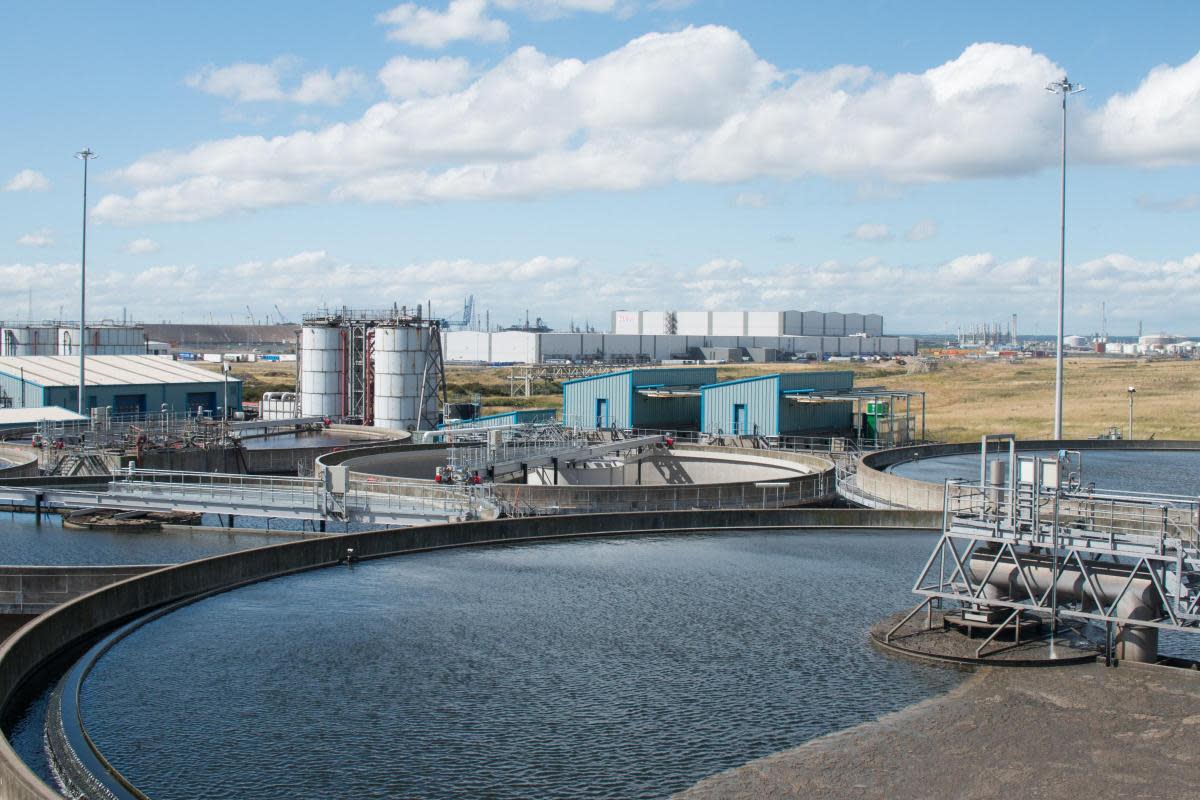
[373,325,436,430]
[300,325,344,417]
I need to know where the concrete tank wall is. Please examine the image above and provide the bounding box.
[0,507,940,799]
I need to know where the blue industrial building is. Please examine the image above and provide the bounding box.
[700,371,856,436]
[0,355,242,415]
[439,408,557,430]
[562,367,717,430]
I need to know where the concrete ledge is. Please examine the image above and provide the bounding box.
[0,448,39,481]
[0,567,158,615]
[0,508,937,800]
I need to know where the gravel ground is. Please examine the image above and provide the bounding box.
[676,662,1200,800]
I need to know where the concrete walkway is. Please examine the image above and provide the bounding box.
[677,662,1200,800]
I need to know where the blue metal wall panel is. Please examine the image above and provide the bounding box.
[14,380,241,414]
[700,374,780,435]
[563,367,714,429]
[562,371,632,429]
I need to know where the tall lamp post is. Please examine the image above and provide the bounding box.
[75,148,97,416]
[1127,386,1136,440]
[1046,77,1084,440]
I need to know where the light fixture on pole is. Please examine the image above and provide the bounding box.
[1046,77,1084,440]
[74,148,97,416]
[1127,385,1136,440]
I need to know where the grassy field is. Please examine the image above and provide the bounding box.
[207,357,1200,443]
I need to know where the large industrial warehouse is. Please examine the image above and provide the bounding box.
[0,355,242,415]
[442,308,915,364]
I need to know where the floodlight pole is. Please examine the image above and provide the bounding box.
[75,148,97,416]
[1046,78,1084,440]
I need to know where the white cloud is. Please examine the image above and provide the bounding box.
[733,191,768,208]
[1087,51,1200,166]
[95,177,319,225]
[378,56,473,99]
[123,238,160,254]
[96,36,1200,225]
[4,169,49,192]
[17,229,55,248]
[493,0,621,19]
[186,58,365,105]
[377,0,508,48]
[1137,193,1199,212]
[851,223,891,242]
[905,219,938,241]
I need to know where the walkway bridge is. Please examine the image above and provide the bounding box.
[899,440,1200,662]
[0,467,489,527]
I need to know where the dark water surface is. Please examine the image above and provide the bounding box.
[0,513,307,565]
[239,431,379,450]
[75,530,962,800]
[889,448,1200,496]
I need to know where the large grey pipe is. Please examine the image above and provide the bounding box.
[969,555,1160,662]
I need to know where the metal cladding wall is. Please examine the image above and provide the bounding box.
[490,332,540,363]
[299,325,344,417]
[373,325,435,430]
[641,311,674,335]
[844,313,865,335]
[1,327,58,356]
[612,310,641,334]
[38,380,242,414]
[801,311,825,335]
[563,366,715,429]
[676,310,711,335]
[701,374,780,435]
[442,331,490,362]
[865,314,884,336]
[56,326,145,355]
[823,312,846,336]
[563,371,632,428]
[701,370,855,436]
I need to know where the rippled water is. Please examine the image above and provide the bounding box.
[75,530,962,799]
[889,448,1200,496]
[0,513,307,565]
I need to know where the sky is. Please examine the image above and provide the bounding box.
[3,1,1200,336]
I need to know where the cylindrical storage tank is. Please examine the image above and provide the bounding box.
[1063,334,1088,348]
[373,325,435,430]
[300,325,344,417]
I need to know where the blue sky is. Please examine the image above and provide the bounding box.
[3,1,1200,335]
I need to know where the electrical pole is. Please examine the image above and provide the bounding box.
[1046,78,1084,440]
[75,148,97,415]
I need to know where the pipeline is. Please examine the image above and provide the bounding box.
[969,552,1162,662]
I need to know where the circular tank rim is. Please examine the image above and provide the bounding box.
[856,439,1200,511]
[0,508,942,800]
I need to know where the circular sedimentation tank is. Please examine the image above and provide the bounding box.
[8,523,961,799]
[316,442,837,513]
[856,440,1200,510]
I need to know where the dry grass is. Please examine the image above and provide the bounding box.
[205,358,1200,443]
